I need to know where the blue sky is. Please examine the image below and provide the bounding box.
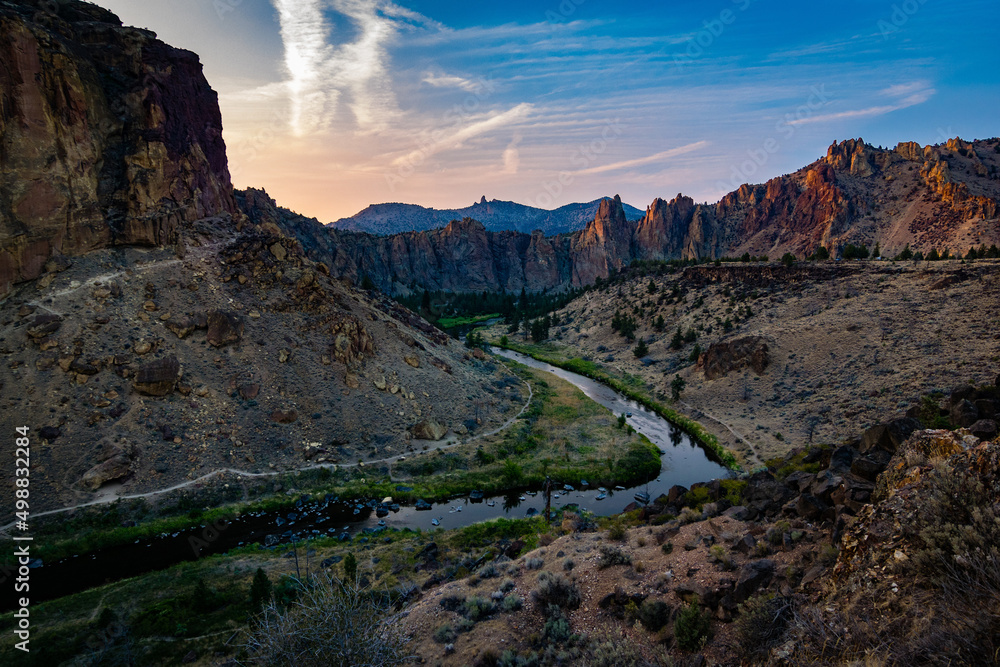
[97,0,999,221]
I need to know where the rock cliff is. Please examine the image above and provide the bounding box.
[250,138,1000,295]
[0,0,237,294]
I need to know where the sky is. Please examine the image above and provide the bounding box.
[96,0,1000,223]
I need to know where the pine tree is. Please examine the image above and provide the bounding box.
[250,567,273,611]
[633,338,649,358]
[670,327,684,350]
[670,375,686,402]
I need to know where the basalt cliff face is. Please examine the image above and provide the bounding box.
[249,138,1000,295]
[0,0,237,294]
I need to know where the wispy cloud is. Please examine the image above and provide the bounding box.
[389,103,534,167]
[787,81,935,126]
[502,134,522,174]
[574,141,710,176]
[422,72,482,92]
[272,0,443,135]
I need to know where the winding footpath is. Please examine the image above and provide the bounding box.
[679,400,762,467]
[0,372,533,534]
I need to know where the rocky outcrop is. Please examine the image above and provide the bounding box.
[256,137,999,296]
[0,1,237,294]
[700,336,770,380]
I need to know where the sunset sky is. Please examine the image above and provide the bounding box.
[97,0,999,223]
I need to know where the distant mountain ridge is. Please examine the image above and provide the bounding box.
[331,196,645,235]
[245,137,1000,296]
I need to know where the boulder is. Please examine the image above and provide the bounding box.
[975,399,997,421]
[701,336,770,380]
[26,314,62,340]
[828,445,857,473]
[969,419,998,442]
[166,316,197,339]
[796,493,827,520]
[238,383,260,400]
[860,418,922,453]
[810,471,843,504]
[81,454,130,490]
[667,485,689,504]
[733,533,757,554]
[134,355,180,396]
[206,310,244,347]
[950,384,977,404]
[950,399,979,428]
[850,448,893,481]
[410,420,447,441]
[270,409,298,424]
[734,559,775,603]
[39,426,61,441]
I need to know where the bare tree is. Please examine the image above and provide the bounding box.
[241,572,413,667]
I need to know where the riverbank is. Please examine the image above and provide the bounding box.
[10,362,659,565]
[491,339,741,470]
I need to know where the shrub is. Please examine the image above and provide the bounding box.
[720,479,747,505]
[563,558,575,571]
[502,593,523,612]
[543,605,572,643]
[440,594,466,612]
[242,573,410,666]
[654,571,674,592]
[638,599,672,632]
[598,545,632,569]
[434,623,457,644]
[532,571,581,609]
[678,507,701,524]
[709,544,734,570]
[674,600,711,651]
[464,595,496,622]
[525,557,544,570]
[661,542,674,555]
[735,595,791,661]
[608,522,627,541]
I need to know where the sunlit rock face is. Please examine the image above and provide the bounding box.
[0,1,237,294]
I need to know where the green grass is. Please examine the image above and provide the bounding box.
[493,340,741,471]
[436,312,502,329]
[18,362,658,567]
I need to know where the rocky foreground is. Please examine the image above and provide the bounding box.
[398,406,1000,666]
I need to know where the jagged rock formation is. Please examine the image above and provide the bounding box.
[0,0,238,294]
[248,138,1000,295]
[332,196,644,236]
[700,336,770,380]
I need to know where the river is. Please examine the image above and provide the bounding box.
[25,347,729,605]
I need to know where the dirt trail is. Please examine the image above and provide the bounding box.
[0,372,533,533]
